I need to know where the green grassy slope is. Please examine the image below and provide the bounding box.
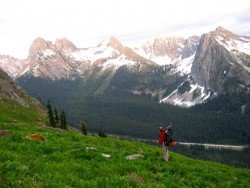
[0,99,45,124]
[0,99,249,187]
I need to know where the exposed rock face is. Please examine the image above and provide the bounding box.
[135,36,200,65]
[0,26,249,107]
[25,37,81,79]
[55,37,77,52]
[0,55,29,78]
[191,27,250,93]
[153,37,186,59]
[28,37,54,62]
[212,26,250,43]
[0,68,26,105]
[0,68,42,108]
[182,36,200,59]
[191,27,250,94]
[108,36,155,66]
[107,36,124,49]
[23,36,156,79]
[0,36,156,80]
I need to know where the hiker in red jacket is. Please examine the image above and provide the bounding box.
[158,124,169,161]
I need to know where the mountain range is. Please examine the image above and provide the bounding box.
[0,26,249,144]
[0,26,249,108]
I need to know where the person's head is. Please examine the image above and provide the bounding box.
[159,126,163,130]
[159,123,164,130]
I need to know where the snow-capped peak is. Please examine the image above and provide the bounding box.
[71,36,123,63]
[71,44,118,63]
[211,26,250,55]
[134,35,199,67]
[215,35,250,55]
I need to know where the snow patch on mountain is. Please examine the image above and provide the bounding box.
[215,35,250,72]
[43,49,55,57]
[152,56,173,65]
[19,66,30,76]
[71,45,118,63]
[216,36,250,55]
[160,81,210,107]
[134,47,173,66]
[102,54,136,69]
[175,53,195,75]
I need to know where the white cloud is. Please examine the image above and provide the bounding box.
[0,0,249,58]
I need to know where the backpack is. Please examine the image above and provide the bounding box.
[164,126,175,147]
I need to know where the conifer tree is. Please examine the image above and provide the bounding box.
[80,121,87,135]
[60,110,67,130]
[46,100,56,127]
[54,108,59,126]
[98,129,107,138]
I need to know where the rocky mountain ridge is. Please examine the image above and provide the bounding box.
[134,35,200,66]
[1,36,158,80]
[0,26,249,107]
[0,68,43,110]
[191,27,250,94]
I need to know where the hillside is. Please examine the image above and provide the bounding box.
[1,99,250,187]
[0,68,44,113]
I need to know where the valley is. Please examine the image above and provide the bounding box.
[0,27,249,146]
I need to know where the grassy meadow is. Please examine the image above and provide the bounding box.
[0,98,249,187]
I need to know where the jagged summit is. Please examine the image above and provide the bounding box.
[135,35,200,65]
[210,26,250,44]
[107,36,123,49]
[32,37,47,43]
[1,26,249,107]
[98,36,122,47]
[29,37,52,51]
[55,37,77,52]
[213,26,250,40]
[211,26,236,38]
[215,26,232,33]
[191,26,250,97]
[28,37,54,61]
[208,26,250,56]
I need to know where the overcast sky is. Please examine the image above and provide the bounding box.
[0,0,249,58]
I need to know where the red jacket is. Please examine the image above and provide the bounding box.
[158,127,166,145]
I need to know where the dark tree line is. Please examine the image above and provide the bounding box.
[80,121,87,135]
[17,76,249,144]
[46,100,68,130]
